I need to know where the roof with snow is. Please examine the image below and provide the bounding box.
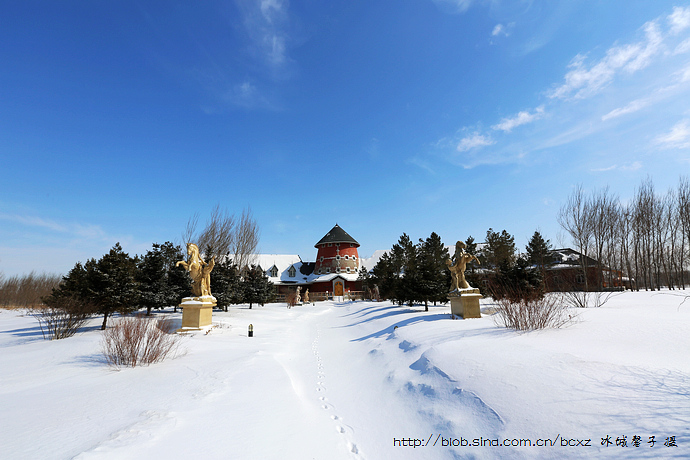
[315,224,359,247]
[251,253,362,286]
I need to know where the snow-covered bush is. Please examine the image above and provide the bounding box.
[492,293,574,331]
[102,315,181,367]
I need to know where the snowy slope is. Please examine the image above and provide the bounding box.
[1,290,689,459]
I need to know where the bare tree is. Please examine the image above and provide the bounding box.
[182,205,236,259]
[181,205,260,269]
[558,184,593,291]
[230,207,260,272]
[677,177,690,289]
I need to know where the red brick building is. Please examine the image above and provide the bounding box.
[256,224,362,298]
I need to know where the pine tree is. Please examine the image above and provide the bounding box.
[525,231,552,268]
[211,259,242,311]
[418,232,451,310]
[464,236,479,273]
[242,265,274,309]
[158,242,192,312]
[491,257,544,302]
[483,228,517,269]
[88,243,139,330]
[137,242,190,315]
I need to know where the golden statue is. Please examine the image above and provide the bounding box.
[446,241,480,291]
[176,243,215,297]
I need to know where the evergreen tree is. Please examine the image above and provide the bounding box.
[418,232,451,310]
[397,233,420,306]
[242,265,274,309]
[48,262,90,302]
[483,228,517,269]
[357,266,372,298]
[137,242,190,315]
[490,257,544,302]
[371,251,400,303]
[87,243,139,330]
[464,235,479,273]
[211,258,242,311]
[159,242,192,312]
[525,231,552,268]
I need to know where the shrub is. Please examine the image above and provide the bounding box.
[493,292,575,331]
[0,272,61,308]
[31,296,95,340]
[286,292,297,308]
[562,289,614,308]
[102,315,181,368]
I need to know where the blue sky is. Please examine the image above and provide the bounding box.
[2,1,690,277]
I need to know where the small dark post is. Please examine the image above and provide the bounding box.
[248,324,254,337]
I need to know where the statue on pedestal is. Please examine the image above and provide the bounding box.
[446,241,480,291]
[175,243,216,331]
[446,240,482,318]
[176,243,215,298]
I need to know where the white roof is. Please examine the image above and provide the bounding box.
[253,254,304,284]
[251,254,361,285]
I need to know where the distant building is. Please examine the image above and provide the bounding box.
[543,248,624,291]
[255,224,362,297]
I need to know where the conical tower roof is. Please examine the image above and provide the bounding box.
[315,224,359,248]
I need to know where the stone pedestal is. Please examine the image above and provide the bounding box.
[178,296,217,332]
[449,288,482,319]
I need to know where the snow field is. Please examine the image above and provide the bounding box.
[1,290,689,459]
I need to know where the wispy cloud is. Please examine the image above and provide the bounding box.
[456,132,495,151]
[427,6,690,171]
[492,106,545,132]
[236,0,292,72]
[668,6,690,35]
[655,119,690,149]
[601,98,650,121]
[549,20,662,100]
[591,161,643,172]
[225,80,277,110]
[0,212,108,240]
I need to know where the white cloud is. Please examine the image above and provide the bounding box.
[601,98,650,121]
[655,119,690,148]
[0,212,110,240]
[226,80,276,109]
[549,21,663,99]
[674,37,690,54]
[492,24,504,36]
[236,0,291,71]
[668,6,690,35]
[456,132,494,151]
[492,106,545,132]
[591,161,642,172]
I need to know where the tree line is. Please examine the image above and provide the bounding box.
[46,242,274,330]
[559,176,690,291]
[367,228,552,306]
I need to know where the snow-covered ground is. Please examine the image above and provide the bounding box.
[1,291,689,459]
